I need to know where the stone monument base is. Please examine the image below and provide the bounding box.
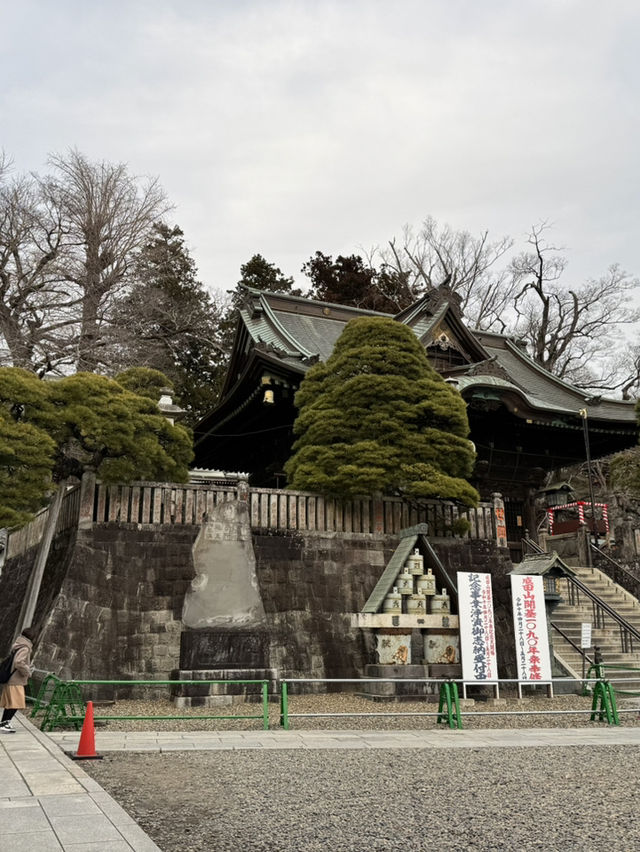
[359,663,436,702]
[171,667,278,707]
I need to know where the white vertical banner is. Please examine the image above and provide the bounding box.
[457,572,498,681]
[510,575,552,681]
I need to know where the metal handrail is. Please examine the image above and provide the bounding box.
[550,622,594,667]
[278,676,624,729]
[522,536,545,555]
[563,574,640,653]
[37,678,271,731]
[590,542,640,600]
[522,535,640,653]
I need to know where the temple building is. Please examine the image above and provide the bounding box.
[194,285,638,546]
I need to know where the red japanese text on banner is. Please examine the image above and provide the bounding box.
[510,574,552,681]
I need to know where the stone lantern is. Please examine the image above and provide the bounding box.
[157,388,185,425]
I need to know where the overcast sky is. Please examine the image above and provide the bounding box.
[3,0,639,298]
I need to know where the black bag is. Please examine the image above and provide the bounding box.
[0,649,17,684]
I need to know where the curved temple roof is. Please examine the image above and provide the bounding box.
[225,286,636,427]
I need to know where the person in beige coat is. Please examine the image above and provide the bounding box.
[0,627,36,733]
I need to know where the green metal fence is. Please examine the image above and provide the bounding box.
[34,678,270,732]
[279,677,626,730]
[28,673,633,733]
[583,664,640,697]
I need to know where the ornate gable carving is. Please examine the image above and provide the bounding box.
[423,285,464,318]
[430,324,466,355]
[465,357,516,384]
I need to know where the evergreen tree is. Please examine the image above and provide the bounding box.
[236,254,297,294]
[115,367,174,402]
[112,223,226,425]
[0,368,193,526]
[0,371,56,528]
[302,252,415,312]
[284,318,478,505]
[217,254,304,375]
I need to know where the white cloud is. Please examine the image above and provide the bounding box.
[2,0,640,293]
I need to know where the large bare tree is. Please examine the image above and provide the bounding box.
[373,217,640,396]
[509,224,640,387]
[374,216,515,327]
[0,151,171,375]
[0,165,69,372]
[43,150,170,372]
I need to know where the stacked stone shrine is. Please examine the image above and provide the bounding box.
[353,524,461,701]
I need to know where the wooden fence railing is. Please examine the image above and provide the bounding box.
[5,485,81,561]
[90,481,496,539]
[92,482,238,525]
[2,482,497,566]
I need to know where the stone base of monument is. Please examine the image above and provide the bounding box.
[171,667,278,707]
[359,663,436,702]
[428,663,462,679]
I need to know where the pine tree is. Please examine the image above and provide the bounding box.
[284,318,478,505]
[111,223,226,425]
[0,368,193,527]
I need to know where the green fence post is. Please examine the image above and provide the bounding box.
[451,681,463,730]
[437,682,454,727]
[280,681,289,730]
[590,680,613,723]
[30,673,56,717]
[262,681,269,730]
[606,682,620,725]
[40,681,64,732]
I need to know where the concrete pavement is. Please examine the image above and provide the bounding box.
[47,725,640,751]
[3,714,640,852]
[0,713,160,851]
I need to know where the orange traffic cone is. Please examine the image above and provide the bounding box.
[69,701,103,760]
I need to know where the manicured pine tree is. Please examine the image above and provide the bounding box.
[284,317,479,505]
[0,367,193,528]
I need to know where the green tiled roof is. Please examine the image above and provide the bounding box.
[234,287,636,425]
[362,536,417,614]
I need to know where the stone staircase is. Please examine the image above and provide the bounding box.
[551,564,640,694]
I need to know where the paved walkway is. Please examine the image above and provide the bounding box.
[0,713,160,851]
[47,725,640,751]
[3,717,640,852]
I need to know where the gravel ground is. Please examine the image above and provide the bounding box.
[66,692,640,732]
[83,745,640,852]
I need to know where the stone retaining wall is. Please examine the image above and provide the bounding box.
[2,517,517,686]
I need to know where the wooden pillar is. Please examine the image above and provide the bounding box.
[492,492,508,549]
[78,470,96,530]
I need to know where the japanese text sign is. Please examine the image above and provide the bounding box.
[458,571,498,681]
[510,574,552,682]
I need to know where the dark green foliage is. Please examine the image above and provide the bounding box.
[284,318,478,505]
[0,367,57,526]
[113,223,226,425]
[0,416,56,529]
[0,367,193,527]
[217,254,305,380]
[236,254,297,294]
[302,252,416,312]
[115,367,172,401]
[42,372,193,483]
